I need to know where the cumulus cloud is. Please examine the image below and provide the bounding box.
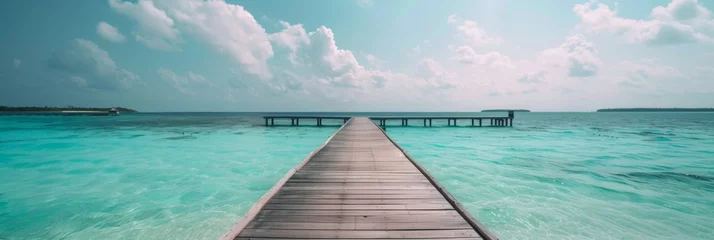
[453,45,514,69]
[269,21,310,65]
[573,0,713,45]
[288,26,392,88]
[651,0,711,21]
[109,0,180,51]
[616,59,682,88]
[540,34,601,77]
[364,54,385,69]
[13,58,21,69]
[518,71,547,83]
[449,16,502,46]
[48,39,140,90]
[157,68,212,95]
[417,58,458,88]
[161,0,274,79]
[269,69,304,93]
[270,21,310,52]
[97,21,126,43]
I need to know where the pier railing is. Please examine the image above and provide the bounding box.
[263,111,515,127]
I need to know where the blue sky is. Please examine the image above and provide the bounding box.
[1,0,713,112]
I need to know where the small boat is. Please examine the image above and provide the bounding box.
[108,108,120,116]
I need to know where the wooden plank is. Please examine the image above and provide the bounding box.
[251,214,469,223]
[287,179,431,183]
[252,210,459,216]
[261,204,454,210]
[271,194,447,199]
[274,189,442,195]
[266,198,449,205]
[237,238,481,240]
[238,229,481,238]
[244,221,472,230]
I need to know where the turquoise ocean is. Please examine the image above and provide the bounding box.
[1,112,713,239]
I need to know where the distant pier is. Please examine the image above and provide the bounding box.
[264,111,515,127]
[263,116,351,126]
[223,117,498,240]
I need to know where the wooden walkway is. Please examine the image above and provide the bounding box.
[222,117,498,240]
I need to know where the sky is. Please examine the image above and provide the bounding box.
[1,0,713,112]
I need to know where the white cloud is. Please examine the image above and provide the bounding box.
[163,0,274,79]
[269,21,310,65]
[518,71,547,84]
[269,21,310,52]
[364,54,385,69]
[540,34,601,77]
[294,26,378,88]
[453,45,514,69]
[573,0,713,45]
[651,0,711,21]
[616,59,682,88]
[13,58,21,69]
[97,21,126,43]
[109,0,180,51]
[48,39,140,90]
[157,68,212,95]
[417,58,459,88]
[356,0,374,8]
[449,16,503,46]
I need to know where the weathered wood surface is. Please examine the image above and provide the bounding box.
[224,117,497,240]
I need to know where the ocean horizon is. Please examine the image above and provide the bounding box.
[1,112,713,239]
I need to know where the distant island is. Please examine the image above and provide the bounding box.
[481,109,531,112]
[0,106,138,112]
[597,108,714,112]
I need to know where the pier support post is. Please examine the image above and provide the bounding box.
[265,118,268,126]
[447,119,451,126]
[296,118,299,126]
[508,110,514,127]
[479,119,482,127]
[271,118,274,126]
[424,119,426,127]
[405,119,408,126]
[292,118,295,126]
[429,119,432,127]
[453,119,457,126]
[490,119,493,126]
[471,119,474,126]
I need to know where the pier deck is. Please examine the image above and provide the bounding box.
[223,117,497,240]
[264,111,515,127]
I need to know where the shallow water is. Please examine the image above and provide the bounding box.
[0,114,338,239]
[1,112,713,239]
[388,113,714,240]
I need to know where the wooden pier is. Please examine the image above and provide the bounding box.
[264,111,515,127]
[223,117,498,240]
[370,116,512,127]
[264,116,351,126]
